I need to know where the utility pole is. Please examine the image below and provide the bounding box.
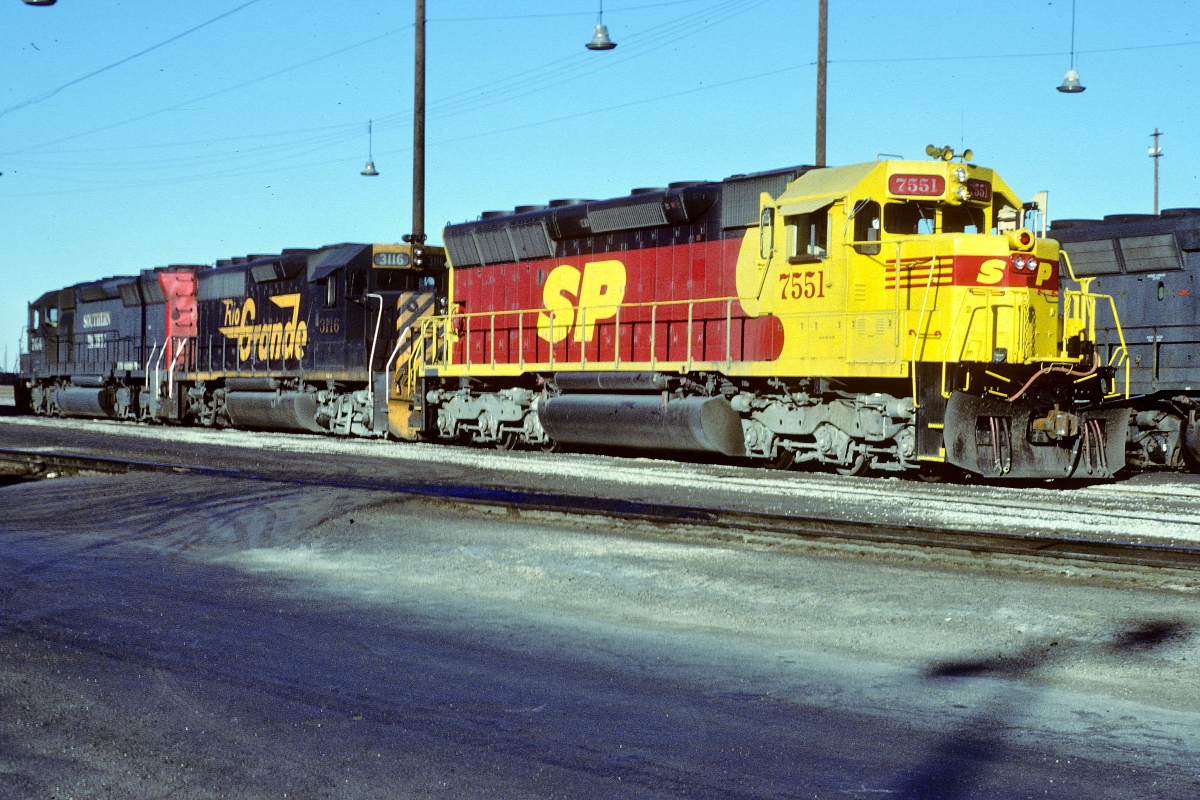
[1150,128,1163,215]
[408,0,427,255]
[815,0,827,167]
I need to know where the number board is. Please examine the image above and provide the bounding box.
[967,179,992,202]
[374,251,411,267]
[888,174,945,196]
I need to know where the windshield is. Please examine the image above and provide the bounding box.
[884,201,985,235]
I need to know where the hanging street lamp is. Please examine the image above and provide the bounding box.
[1056,0,1085,93]
[586,1,617,50]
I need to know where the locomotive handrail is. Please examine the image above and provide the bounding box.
[150,340,165,402]
[410,295,741,377]
[1064,289,1129,399]
[1061,252,1130,399]
[365,293,385,411]
[892,237,942,406]
[383,324,414,400]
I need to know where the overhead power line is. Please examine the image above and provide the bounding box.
[0,0,265,122]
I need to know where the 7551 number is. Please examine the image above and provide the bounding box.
[780,270,826,300]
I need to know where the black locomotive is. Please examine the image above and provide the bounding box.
[1053,209,1200,467]
[18,242,446,439]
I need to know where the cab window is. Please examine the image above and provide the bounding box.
[943,204,985,234]
[992,196,1020,232]
[375,269,415,292]
[322,276,338,308]
[347,269,367,298]
[884,201,937,235]
[785,211,828,262]
[852,200,881,255]
[759,208,774,259]
[47,307,58,326]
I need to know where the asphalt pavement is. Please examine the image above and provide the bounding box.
[1,469,1197,799]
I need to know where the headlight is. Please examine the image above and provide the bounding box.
[954,167,968,184]
[955,185,971,201]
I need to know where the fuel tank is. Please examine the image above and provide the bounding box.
[538,393,745,457]
[58,386,116,419]
[224,391,325,433]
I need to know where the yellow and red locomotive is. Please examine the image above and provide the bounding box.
[413,155,1128,479]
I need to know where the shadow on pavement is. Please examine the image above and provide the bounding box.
[893,619,1194,800]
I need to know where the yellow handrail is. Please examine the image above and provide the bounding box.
[1060,252,1129,399]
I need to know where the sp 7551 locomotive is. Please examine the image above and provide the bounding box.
[18,155,1128,480]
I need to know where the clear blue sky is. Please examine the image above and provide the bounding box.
[2,0,1198,369]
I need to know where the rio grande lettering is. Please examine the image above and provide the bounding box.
[537,260,627,343]
[219,294,308,361]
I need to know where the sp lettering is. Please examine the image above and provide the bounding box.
[537,260,627,343]
[975,258,1054,287]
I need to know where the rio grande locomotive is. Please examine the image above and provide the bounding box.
[20,243,446,439]
[18,155,1128,480]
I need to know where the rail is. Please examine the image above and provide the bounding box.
[3,445,1200,573]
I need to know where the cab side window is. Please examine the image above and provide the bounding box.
[785,212,828,263]
[759,208,774,260]
[852,200,881,255]
[322,276,338,308]
[347,269,367,299]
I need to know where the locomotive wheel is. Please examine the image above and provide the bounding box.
[1181,411,1200,473]
[834,453,868,476]
[496,432,520,451]
[539,438,561,453]
[764,448,795,470]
